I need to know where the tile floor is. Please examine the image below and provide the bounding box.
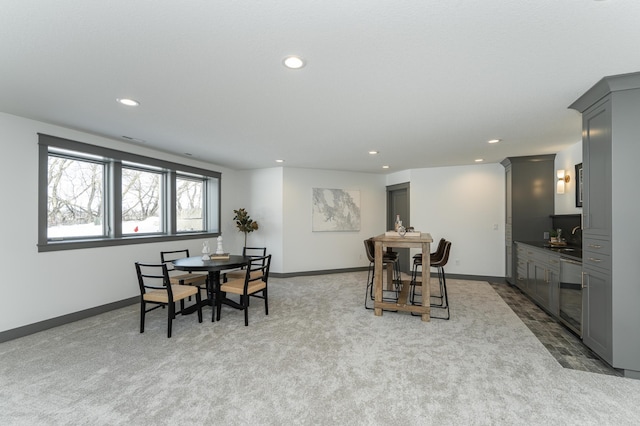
[490,281,622,377]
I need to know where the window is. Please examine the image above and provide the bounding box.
[176,175,205,232]
[122,164,163,235]
[38,134,221,252]
[47,150,106,239]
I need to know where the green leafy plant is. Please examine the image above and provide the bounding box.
[234,208,259,247]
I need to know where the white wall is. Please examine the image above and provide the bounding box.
[282,168,386,273]
[0,112,248,332]
[1,110,585,334]
[403,164,506,277]
[244,167,284,273]
[554,141,582,214]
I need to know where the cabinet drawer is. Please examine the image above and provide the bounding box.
[583,237,611,255]
[583,252,611,271]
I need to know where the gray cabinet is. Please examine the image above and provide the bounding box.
[569,71,640,378]
[501,156,555,285]
[515,243,528,292]
[515,242,560,316]
[547,256,560,317]
[582,266,612,360]
[582,98,612,237]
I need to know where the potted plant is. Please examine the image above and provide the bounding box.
[549,229,558,243]
[234,208,259,247]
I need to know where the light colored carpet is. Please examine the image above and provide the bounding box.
[1,272,640,425]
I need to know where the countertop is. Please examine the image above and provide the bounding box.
[517,241,582,262]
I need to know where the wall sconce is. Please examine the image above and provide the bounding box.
[557,170,570,194]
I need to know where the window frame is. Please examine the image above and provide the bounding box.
[38,133,221,252]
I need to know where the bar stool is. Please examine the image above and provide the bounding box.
[363,238,401,310]
[410,240,451,320]
[410,238,446,306]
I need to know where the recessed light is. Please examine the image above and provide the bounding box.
[475,158,484,162]
[382,165,390,169]
[276,159,284,163]
[369,151,379,155]
[488,139,501,144]
[283,56,305,69]
[116,98,140,107]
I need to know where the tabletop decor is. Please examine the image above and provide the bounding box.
[234,208,259,246]
[201,240,211,260]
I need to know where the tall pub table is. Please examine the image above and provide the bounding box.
[373,232,433,321]
[172,255,251,320]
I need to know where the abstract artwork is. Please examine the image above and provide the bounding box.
[312,188,361,232]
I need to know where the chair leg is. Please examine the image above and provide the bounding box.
[428,267,444,307]
[196,292,203,323]
[140,301,146,333]
[167,302,174,338]
[264,288,269,316]
[244,295,249,326]
[410,261,420,304]
[430,266,450,320]
[365,263,374,310]
[441,271,450,320]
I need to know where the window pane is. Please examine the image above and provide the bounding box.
[122,168,162,234]
[47,155,105,239]
[176,176,204,232]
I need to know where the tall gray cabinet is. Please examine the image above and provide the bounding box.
[569,71,640,379]
[501,155,555,286]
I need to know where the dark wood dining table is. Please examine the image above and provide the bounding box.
[173,255,251,321]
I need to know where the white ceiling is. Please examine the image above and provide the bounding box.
[2,1,640,174]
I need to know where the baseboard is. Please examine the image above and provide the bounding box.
[447,273,506,284]
[0,296,138,343]
[271,268,505,284]
[271,266,369,278]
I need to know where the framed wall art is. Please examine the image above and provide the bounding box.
[312,188,361,232]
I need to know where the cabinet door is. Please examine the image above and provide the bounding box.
[515,251,528,291]
[547,264,560,317]
[582,268,613,364]
[582,99,612,236]
[534,263,550,310]
[527,259,546,307]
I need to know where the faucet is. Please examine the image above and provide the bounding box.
[571,226,581,235]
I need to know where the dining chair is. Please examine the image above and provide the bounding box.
[410,240,452,320]
[160,249,208,299]
[363,238,401,310]
[223,246,267,281]
[135,262,203,338]
[216,254,271,326]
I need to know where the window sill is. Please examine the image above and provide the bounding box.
[38,232,220,252]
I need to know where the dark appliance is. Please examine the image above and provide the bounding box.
[559,258,583,336]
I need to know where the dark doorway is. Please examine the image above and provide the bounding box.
[387,182,410,273]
